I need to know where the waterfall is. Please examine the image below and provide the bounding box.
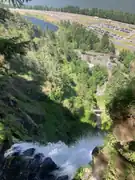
[3,134,104,180]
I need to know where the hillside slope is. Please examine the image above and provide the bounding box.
[0,9,96,145]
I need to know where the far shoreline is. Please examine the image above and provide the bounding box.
[10,8,135,52]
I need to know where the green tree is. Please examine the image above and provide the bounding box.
[118,50,135,69]
[118,49,129,62]
[92,65,108,87]
[100,32,110,52]
[23,5,135,25]
[109,42,115,54]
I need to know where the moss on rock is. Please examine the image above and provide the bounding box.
[74,165,92,180]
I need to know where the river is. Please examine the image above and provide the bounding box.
[27,0,135,13]
[24,16,58,32]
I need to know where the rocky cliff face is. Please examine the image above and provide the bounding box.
[79,135,135,180]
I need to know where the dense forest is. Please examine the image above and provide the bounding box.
[0,2,135,179]
[23,5,135,25]
[0,8,115,145]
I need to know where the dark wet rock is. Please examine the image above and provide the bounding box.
[20,158,32,173]
[92,146,102,157]
[23,148,35,156]
[57,175,69,180]
[128,141,135,151]
[11,151,21,157]
[0,143,69,180]
[43,174,56,180]
[34,153,44,160]
[1,156,23,180]
[28,173,37,180]
[38,157,59,179]
[0,154,4,167]
[28,155,43,174]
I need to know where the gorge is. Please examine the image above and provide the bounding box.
[0,3,135,180]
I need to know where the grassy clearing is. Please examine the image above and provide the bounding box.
[96,95,112,130]
[114,43,128,51]
[127,34,135,39]
[20,12,59,25]
[122,40,135,47]
[31,13,57,23]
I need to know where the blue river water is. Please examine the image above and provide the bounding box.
[24,16,58,32]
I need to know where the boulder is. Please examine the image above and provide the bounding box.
[92,146,101,157]
[57,175,69,180]
[23,148,35,156]
[38,157,59,179]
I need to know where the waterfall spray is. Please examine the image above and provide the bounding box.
[3,134,104,180]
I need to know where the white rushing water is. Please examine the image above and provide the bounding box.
[5,134,104,179]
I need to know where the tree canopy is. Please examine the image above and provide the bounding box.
[23,5,135,25]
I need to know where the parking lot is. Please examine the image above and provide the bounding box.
[11,9,135,51]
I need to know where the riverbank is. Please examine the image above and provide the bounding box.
[10,9,58,24]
